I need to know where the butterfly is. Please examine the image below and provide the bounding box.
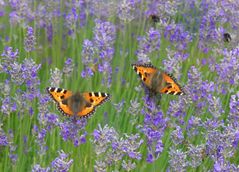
[46,87,110,118]
[131,63,185,95]
[223,33,231,42]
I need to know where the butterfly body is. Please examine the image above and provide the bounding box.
[47,87,110,118]
[150,71,168,93]
[61,92,91,116]
[132,63,184,95]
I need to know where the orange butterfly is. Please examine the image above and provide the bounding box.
[131,63,185,95]
[47,87,110,118]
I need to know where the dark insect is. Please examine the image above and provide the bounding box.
[150,15,160,23]
[223,33,231,42]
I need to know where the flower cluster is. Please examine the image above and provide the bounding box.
[215,48,239,90]
[63,58,74,77]
[58,119,88,147]
[92,124,143,171]
[117,0,140,22]
[32,150,73,172]
[229,92,239,126]
[197,0,239,52]
[24,26,36,52]
[139,94,168,163]
[145,0,181,21]
[136,27,161,63]
[81,19,116,87]
[49,68,62,87]
[0,124,8,146]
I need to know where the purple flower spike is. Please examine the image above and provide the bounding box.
[170,125,184,145]
[81,19,116,87]
[1,47,19,73]
[169,148,187,171]
[51,150,73,172]
[24,26,36,52]
[0,125,8,146]
[229,92,239,126]
[32,164,50,172]
[92,124,142,171]
[65,8,78,38]
[117,0,140,22]
[63,58,74,77]
[136,28,161,63]
[58,119,88,147]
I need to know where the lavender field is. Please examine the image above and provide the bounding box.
[0,1,239,172]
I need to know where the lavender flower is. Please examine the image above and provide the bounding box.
[81,40,96,78]
[215,48,239,89]
[91,0,117,19]
[113,99,125,113]
[186,66,221,116]
[63,58,74,77]
[58,119,87,147]
[122,160,136,172]
[32,150,73,172]
[117,0,139,22]
[145,1,181,23]
[1,47,19,73]
[186,116,202,137]
[65,8,78,37]
[162,48,189,77]
[32,164,50,172]
[9,1,34,25]
[139,95,168,163]
[205,122,239,162]
[187,144,205,168]
[82,19,116,87]
[0,124,8,146]
[24,26,36,52]
[136,27,161,63]
[51,150,73,172]
[229,92,239,126]
[214,156,239,172]
[128,99,141,115]
[1,96,17,115]
[32,126,48,155]
[8,130,18,164]
[92,124,142,171]
[207,95,224,118]
[1,48,41,114]
[167,98,187,126]
[93,19,116,60]
[49,68,62,87]
[21,58,41,100]
[168,147,187,172]
[164,23,192,51]
[170,125,184,145]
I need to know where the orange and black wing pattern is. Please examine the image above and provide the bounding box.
[80,92,110,117]
[131,63,157,88]
[47,87,110,118]
[47,87,74,116]
[160,72,185,95]
[132,63,185,95]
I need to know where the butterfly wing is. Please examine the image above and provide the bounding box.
[160,73,185,95]
[46,87,74,116]
[131,63,157,88]
[132,64,185,95]
[79,92,110,118]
